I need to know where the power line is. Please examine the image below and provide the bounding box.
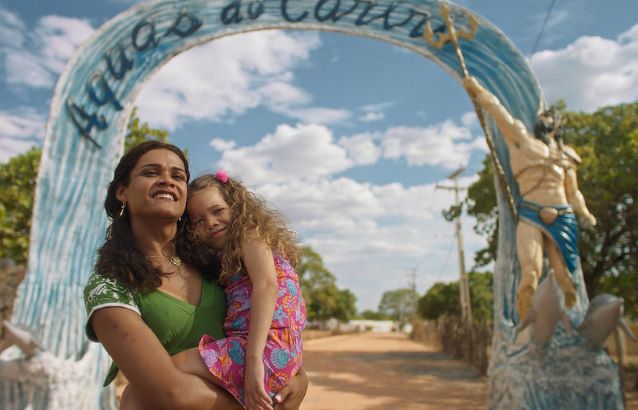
[437,236,456,282]
[530,0,557,56]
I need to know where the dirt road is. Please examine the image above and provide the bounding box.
[301,332,486,410]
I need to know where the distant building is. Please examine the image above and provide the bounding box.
[347,320,396,333]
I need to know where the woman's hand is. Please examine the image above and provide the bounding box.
[273,367,308,410]
[244,359,272,410]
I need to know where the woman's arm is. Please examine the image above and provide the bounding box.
[91,307,240,410]
[241,235,280,409]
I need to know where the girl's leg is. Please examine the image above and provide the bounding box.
[172,348,245,409]
[172,347,214,380]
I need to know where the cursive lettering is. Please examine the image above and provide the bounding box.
[67,9,203,148]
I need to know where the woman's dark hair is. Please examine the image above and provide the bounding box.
[95,140,216,291]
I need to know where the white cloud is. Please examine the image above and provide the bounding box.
[210,138,236,151]
[357,102,393,123]
[273,106,351,125]
[255,175,483,310]
[211,116,487,188]
[257,80,310,107]
[338,133,381,166]
[136,31,352,129]
[0,7,26,48]
[5,52,53,88]
[358,111,384,122]
[207,119,487,309]
[2,12,94,88]
[531,23,638,112]
[259,178,382,232]
[0,109,45,162]
[380,120,486,169]
[619,23,638,44]
[213,123,352,185]
[461,111,477,128]
[34,16,95,73]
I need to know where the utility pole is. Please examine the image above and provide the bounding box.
[436,166,473,325]
[406,267,418,313]
[406,267,417,294]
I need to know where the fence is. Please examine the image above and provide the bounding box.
[411,317,492,376]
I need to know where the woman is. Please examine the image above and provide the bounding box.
[83,141,307,409]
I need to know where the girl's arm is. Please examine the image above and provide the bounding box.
[91,307,240,410]
[242,234,280,410]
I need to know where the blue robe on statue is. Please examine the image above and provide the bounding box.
[518,200,580,276]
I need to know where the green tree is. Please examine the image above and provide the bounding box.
[124,107,169,152]
[0,108,169,265]
[417,271,493,323]
[462,102,638,318]
[565,103,638,317]
[0,148,41,264]
[333,288,357,322]
[467,271,493,324]
[357,309,391,320]
[297,246,357,323]
[417,281,459,320]
[465,156,499,268]
[378,288,419,330]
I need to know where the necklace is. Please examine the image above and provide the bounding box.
[148,254,183,267]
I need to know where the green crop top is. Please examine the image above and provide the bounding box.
[83,272,226,386]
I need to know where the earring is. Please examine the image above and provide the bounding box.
[119,202,127,217]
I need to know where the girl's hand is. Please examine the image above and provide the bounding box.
[245,360,272,410]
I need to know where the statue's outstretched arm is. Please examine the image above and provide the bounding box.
[463,77,528,147]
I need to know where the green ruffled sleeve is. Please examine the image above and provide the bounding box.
[83,272,140,342]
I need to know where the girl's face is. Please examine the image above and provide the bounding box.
[116,149,188,222]
[187,187,231,249]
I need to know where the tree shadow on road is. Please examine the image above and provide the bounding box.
[304,348,486,409]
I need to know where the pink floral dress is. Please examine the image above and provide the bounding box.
[198,253,306,407]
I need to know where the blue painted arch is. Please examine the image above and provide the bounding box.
[19,0,542,357]
[2,1,621,409]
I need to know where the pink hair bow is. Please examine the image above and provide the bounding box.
[215,169,229,183]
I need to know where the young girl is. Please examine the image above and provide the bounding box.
[173,170,306,410]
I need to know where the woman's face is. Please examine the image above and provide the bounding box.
[187,187,231,250]
[116,149,188,222]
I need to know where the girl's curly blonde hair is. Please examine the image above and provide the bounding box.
[188,174,299,282]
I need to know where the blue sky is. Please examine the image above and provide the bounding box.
[1,0,637,311]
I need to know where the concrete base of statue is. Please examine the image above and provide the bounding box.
[488,312,624,409]
[0,344,117,410]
